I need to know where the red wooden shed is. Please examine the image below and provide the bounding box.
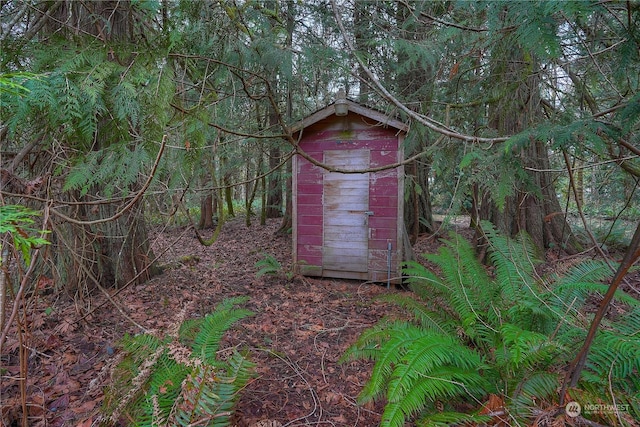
[291,91,408,283]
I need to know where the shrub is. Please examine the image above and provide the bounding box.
[101,297,254,427]
[343,222,640,426]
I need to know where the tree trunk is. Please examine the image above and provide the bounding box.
[265,145,282,218]
[404,159,434,244]
[199,193,215,229]
[354,1,371,103]
[53,187,160,295]
[37,1,161,292]
[260,175,267,226]
[478,42,579,253]
[276,159,293,235]
[396,2,434,241]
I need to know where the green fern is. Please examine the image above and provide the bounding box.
[342,321,491,427]
[254,252,284,278]
[345,222,640,426]
[101,297,254,427]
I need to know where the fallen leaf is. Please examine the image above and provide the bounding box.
[49,394,70,412]
[75,417,94,427]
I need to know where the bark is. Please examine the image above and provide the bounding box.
[476,138,577,253]
[276,159,292,235]
[405,159,434,244]
[265,145,282,218]
[32,1,161,292]
[354,1,371,103]
[52,187,161,294]
[478,45,579,253]
[199,193,215,229]
[43,0,134,41]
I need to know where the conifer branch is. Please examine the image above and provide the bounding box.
[330,0,509,145]
[49,134,166,226]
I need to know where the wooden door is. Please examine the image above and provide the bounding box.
[323,150,370,274]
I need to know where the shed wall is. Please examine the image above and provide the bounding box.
[293,119,404,282]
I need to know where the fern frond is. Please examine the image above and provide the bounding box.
[402,260,444,294]
[495,323,559,375]
[386,333,484,399]
[135,356,190,426]
[191,297,253,365]
[172,350,255,427]
[379,293,455,335]
[349,223,640,426]
[255,253,282,278]
[585,324,640,386]
[357,323,424,403]
[419,234,496,342]
[483,222,540,302]
[102,298,254,426]
[340,317,398,364]
[509,371,560,409]
[383,365,489,427]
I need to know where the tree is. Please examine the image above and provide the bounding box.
[475,7,578,253]
[394,1,438,241]
[1,1,169,293]
[330,0,638,253]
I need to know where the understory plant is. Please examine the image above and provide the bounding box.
[342,221,640,426]
[101,297,255,427]
[255,252,293,281]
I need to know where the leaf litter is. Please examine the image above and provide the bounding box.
[1,218,406,426]
[3,215,639,426]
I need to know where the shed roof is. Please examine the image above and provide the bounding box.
[290,95,409,134]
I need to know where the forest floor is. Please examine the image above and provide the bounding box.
[1,216,638,427]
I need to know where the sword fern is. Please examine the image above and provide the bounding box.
[101,297,254,427]
[344,222,640,426]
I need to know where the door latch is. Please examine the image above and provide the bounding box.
[364,211,373,226]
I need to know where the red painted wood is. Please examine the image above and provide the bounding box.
[297,213,323,226]
[369,217,397,229]
[293,106,404,282]
[297,246,322,258]
[297,183,323,194]
[369,206,397,218]
[296,195,322,206]
[369,238,397,250]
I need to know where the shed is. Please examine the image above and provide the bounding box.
[291,91,408,283]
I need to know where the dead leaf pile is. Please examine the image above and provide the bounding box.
[1,218,404,426]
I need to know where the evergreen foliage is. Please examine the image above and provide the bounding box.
[254,252,282,278]
[101,297,254,427]
[0,205,50,265]
[344,223,640,426]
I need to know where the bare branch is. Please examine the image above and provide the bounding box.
[329,0,509,145]
[49,135,167,226]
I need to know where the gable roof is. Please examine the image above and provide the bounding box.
[290,97,409,134]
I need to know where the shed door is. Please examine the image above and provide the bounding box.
[323,150,370,273]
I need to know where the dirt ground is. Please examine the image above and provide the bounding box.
[1,217,434,427]
[1,216,638,427]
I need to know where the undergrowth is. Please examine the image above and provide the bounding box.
[100,297,254,427]
[342,221,640,427]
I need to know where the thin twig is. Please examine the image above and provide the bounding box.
[49,134,167,226]
[0,205,50,354]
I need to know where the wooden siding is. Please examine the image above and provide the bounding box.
[292,110,405,282]
[323,150,369,274]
